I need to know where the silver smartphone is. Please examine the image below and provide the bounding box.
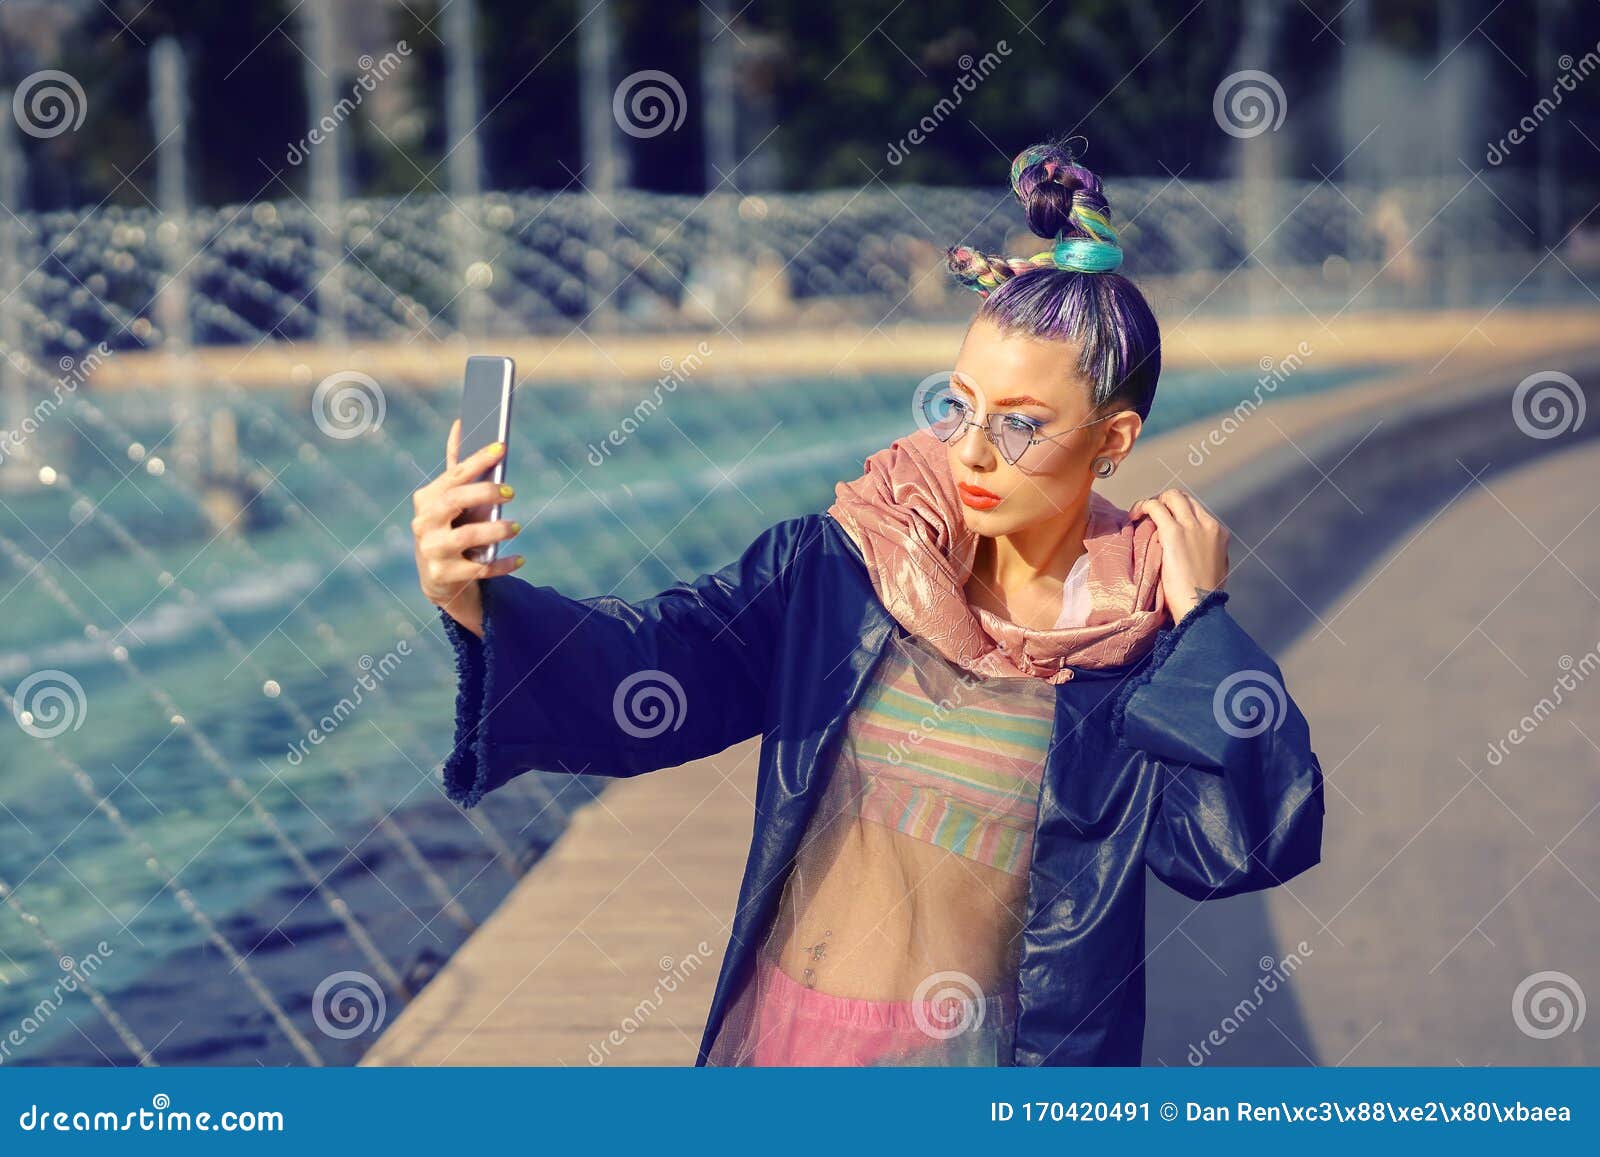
[455,355,515,563]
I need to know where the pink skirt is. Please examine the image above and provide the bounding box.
[748,958,1017,1066]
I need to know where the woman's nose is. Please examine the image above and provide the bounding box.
[957,420,996,468]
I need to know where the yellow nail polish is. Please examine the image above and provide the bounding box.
[511,555,525,569]
[490,441,504,454]
[499,484,514,499]
[509,521,521,535]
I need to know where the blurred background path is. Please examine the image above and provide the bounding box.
[1266,433,1598,1066]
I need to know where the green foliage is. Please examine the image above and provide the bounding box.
[39,0,305,209]
[3,0,1595,210]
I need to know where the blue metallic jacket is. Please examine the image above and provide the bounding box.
[438,510,1325,1065]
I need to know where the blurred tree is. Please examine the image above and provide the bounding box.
[0,0,1592,210]
[386,0,705,196]
[737,0,1252,188]
[33,0,305,209]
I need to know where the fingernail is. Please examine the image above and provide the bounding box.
[509,521,521,535]
[499,484,514,499]
[490,441,504,454]
[511,555,525,569]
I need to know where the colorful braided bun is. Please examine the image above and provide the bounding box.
[938,137,1162,423]
[948,139,1123,295]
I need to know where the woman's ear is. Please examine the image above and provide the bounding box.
[1100,409,1141,459]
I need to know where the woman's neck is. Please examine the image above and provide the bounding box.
[965,499,1092,628]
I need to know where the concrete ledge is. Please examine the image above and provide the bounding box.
[87,305,1600,391]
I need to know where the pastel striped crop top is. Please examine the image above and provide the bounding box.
[837,625,1059,877]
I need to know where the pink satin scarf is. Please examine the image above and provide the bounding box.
[826,426,1170,683]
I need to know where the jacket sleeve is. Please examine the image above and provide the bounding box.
[1110,588,1326,901]
[436,514,811,808]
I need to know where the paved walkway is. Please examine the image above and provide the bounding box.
[1263,437,1598,1065]
[362,342,1598,1066]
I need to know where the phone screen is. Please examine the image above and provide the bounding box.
[456,356,515,563]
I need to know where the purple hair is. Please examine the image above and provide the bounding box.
[947,141,1162,421]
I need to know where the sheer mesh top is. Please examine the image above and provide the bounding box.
[705,557,1089,1066]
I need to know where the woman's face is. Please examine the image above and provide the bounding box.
[942,315,1139,536]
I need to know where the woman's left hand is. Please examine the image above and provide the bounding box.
[1127,488,1230,622]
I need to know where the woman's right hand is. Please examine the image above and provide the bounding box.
[412,419,524,637]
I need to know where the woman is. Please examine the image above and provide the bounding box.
[410,141,1326,1067]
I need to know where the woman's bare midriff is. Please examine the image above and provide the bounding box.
[769,812,1030,1002]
